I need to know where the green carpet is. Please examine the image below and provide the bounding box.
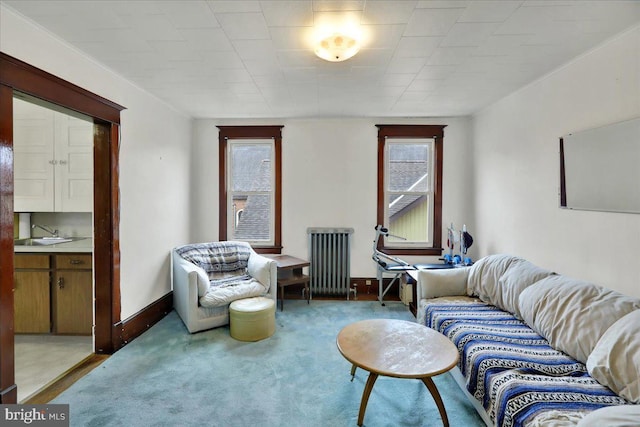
[53,300,485,426]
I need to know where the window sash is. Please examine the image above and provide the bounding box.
[384,138,435,247]
[226,140,275,246]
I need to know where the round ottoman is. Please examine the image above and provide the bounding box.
[229,297,276,342]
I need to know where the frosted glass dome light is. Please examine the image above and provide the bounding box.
[314,33,360,62]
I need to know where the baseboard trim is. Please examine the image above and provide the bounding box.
[278,277,403,302]
[350,277,402,300]
[114,291,173,350]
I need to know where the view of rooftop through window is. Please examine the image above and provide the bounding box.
[229,142,273,243]
[386,142,432,244]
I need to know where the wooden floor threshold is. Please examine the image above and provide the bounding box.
[22,354,109,404]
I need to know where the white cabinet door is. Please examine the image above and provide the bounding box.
[13,98,56,212]
[54,113,93,212]
[13,97,93,212]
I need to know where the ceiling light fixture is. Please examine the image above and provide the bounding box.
[314,33,360,62]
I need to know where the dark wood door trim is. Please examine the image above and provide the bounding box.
[0,53,122,124]
[0,83,17,404]
[93,121,121,354]
[0,52,124,402]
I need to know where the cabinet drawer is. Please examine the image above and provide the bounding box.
[15,254,50,269]
[55,254,92,270]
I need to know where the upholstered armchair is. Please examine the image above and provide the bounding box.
[171,241,277,333]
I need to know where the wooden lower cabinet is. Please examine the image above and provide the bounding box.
[14,253,92,335]
[53,254,93,335]
[14,254,51,334]
[14,272,51,334]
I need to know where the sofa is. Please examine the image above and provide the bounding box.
[415,254,640,427]
[171,241,277,333]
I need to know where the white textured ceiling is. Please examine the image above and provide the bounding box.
[5,0,640,118]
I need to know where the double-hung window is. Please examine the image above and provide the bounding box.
[218,126,282,252]
[377,125,445,256]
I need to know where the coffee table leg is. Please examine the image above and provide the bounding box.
[421,377,449,427]
[350,364,357,381]
[357,372,378,426]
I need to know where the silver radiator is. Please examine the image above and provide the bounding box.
[307,228,354,297]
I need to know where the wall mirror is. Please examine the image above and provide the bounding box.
[560,117,640,214]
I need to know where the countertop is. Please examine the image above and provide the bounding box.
[14,237,93,253]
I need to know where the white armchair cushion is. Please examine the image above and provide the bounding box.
[248,253,274,288]
[173,255,210,297]
[587,310,640,403]
[194,265,210,297]
[200,279,267,308]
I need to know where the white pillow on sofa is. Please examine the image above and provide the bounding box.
[498,259,554,319]
[466,254,521,302]
[519,276,640,363]
[587,310,640,404]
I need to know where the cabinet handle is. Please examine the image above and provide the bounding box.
[57,277,64,289]
[69,259,83,265]
[59,160,68,165]
[49,160,58,165]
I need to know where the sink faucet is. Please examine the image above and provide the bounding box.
[32,224,59,238]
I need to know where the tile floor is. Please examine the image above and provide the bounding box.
[15,334,93,402]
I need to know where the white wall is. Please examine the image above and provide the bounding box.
[192,116,473,278]
[1,5,193,319]
[472,25,640,297]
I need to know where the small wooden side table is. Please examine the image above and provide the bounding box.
[263,254,310,311]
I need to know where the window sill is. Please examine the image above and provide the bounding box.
[380,247,443,257]
[252,246,283,255]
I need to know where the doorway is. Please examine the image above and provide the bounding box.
[0,52,124,403]
[12,94,94,402]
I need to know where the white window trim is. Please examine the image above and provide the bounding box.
[383,138,435,247]
[226,139,275,246]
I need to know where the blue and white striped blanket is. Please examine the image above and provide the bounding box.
[423,301,629,427]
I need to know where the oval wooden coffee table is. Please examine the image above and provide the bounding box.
[336,319,459,426]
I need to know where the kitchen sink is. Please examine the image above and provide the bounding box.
[14,237,86,246]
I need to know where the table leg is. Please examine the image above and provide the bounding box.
[350,364,357,381]
[420,377,449,427]
[357,372,378,426]
[279,284,284,311]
